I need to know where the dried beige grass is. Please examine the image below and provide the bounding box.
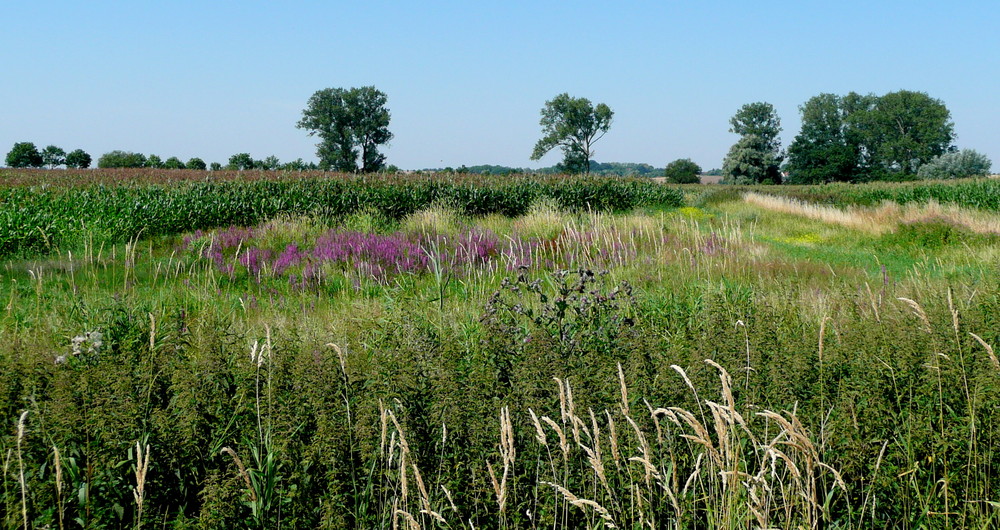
[17,410,29,530]
[970,332,999,370]
[133,442,151,528]
[220,447,255,501]
[745,191,1000,236]
[744,192,891,233]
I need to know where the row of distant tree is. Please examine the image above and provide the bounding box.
[3,143,329,172]
[6,88,990,183]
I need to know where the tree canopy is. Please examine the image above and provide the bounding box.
[663,158,702,184]
[785,94,859,184]
[786,90,955,182]
[297,86,393,173]
[65,149,92,169]
[98,151,147,168]
[41,145,66,168]
[722,103,783,184]
[530,93,613,174]
[6,142,43,168]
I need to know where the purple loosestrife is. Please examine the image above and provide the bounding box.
[273,244,304,275]
[238,247,272,278]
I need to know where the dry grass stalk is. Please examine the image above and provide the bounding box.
[133,442,151,528]
[543,481,618,528]
[17,410,29,530]
[897,297,932,332]
[617,363,629,417]
[220,447,255,501]
[53,445,65,530]
[969,332,998,370]
[529,408,547,446]
[411,464,445,524]
[541,416,570,462]
[487,406,516,513]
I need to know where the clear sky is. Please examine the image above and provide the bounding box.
[2,1,998,171]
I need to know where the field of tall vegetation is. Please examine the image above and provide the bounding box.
[2,171,999,529]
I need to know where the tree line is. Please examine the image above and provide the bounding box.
[722,91,991,184]
[5,87,991,182]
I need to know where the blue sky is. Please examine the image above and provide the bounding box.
[2,1,998,171]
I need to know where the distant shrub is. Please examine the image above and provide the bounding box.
[917,149,992,179]
[664,158,702,184]
[186,157,207,170]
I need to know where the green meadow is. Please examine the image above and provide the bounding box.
[2,172,999,529]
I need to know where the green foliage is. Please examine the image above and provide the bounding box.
[6,142,43,168]
[298,86,393,173]
[916,149,992,179]
[723,135,782,184]
[785,94,859,184]
[64,149,92,169]
[186,157,207,171]
[723,103,783,184]
[146,154,164,169]
[228,153,255,170]
[530,93,613,174]
[98,150,147,168]
[163,156,186,170]
[862,90,955,176]
[41,145,66,168]
[209,162,223,171]
[663,158,702,183]
[729,101,782,153]
[787,90,955,182]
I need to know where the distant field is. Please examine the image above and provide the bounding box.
[2,172,999,528]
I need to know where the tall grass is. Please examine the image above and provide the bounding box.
[2,192,1000,527]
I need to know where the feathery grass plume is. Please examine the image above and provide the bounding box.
[529,408,547,446]
[16,410,28,530]
[617,362,629,417]
[53,445,64,530]
[487,406,516,514]
[543,481,618,528]
[133,442,151,529]
[220,447,255,501]
[897,297,932,332]
[411,464,446,524]
[541,416,569,463]
[970,333,999,370]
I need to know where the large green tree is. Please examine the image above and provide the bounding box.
[722,102,783,184]
[297,86,393,173]
[857,90,955,176]
[41,145,66,168]
[785,94,859,184]
[530,93,613,174]
[227,153,255,170]
[65,149,92,169]
[6,142,43,168]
